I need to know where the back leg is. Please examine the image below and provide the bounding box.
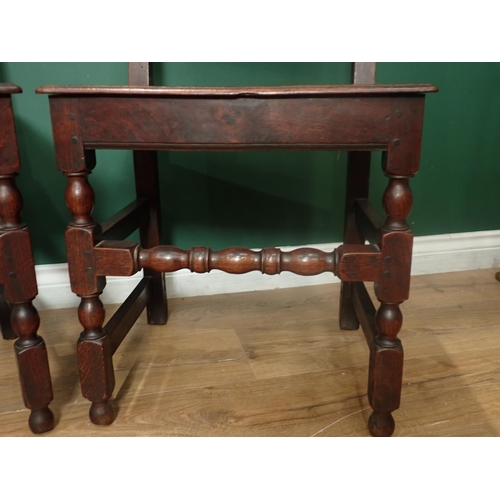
[0,284,16,340]
[339,151,371,330]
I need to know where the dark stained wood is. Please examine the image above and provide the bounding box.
[37,84,438,96]
[354,198,384,246]
[94,240,139,276]
[77,293,115,425]
[129,64,167,325]
[40,63,436,436]
[339,64,376,332]
[0,284,15,340]
[351,281,377,345]
[0,229,38,302]
[133,150,167,326]
[3,269,500,437]
[49,96,426,169]
[99,198,149,241]
[0,83,22,94]
[139,245,338,276]
[336,244,381,282]
[340,150,372,330]
[0,87,54,433]
[0,95,21,174]
[106,277,151,355]
[366,168,415,436]
[93,241,382,282]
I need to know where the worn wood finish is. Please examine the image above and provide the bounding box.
[92,242,382,282]
[133,150,167,326]
[0,86,54,433]
[2,269,500,437]
[106,277,151,355]
[129,64,167,326]
[37,84,437,96]
[39,64,435,436]
[354,198,384,246]
[100,198,149,241]
[340,151,372,330]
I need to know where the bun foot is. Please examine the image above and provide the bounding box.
[89,400,115,426]
[29,407,55,434]
[368,411,395,437]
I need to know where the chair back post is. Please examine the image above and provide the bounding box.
[128,63,152,86]
[352,63,376,85]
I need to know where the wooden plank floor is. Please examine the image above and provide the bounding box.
[2,268,500,437]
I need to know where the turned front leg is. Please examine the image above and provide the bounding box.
[65,171,115,425]
[77,294,115,425]
[12,300,54,433]
[0,174,54,433]
[368,174,413,437]
[368,302,403,436]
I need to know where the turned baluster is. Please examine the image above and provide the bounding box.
[0,175,21,341]
[11,301,54,432]
[381,177,413,232]
[77,294,115,424]
[65,172,96,227]
[368,173,413,437]
[66,170,115,425]
[139,246,338,276]
[0,174,24,229]
[0,173,54,433]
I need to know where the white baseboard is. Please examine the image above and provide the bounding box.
[32,229,500,311]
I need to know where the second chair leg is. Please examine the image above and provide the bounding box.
[0,223,54,433]
[339,151,371,330]
[11,299,54,433]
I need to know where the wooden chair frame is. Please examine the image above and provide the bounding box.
[0,83,54,433]
[37,63,437,436]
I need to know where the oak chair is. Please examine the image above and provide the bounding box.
[0,84,54,433]
[37,63,437,436]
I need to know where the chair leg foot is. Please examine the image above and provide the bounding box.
[368,411,395,437]
[89,400,115,426]
[29,406,55,434]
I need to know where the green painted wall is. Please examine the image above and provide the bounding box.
[1,62,500,266]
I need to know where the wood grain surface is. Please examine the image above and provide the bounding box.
[36,84,438,96]
[2,268,500,437]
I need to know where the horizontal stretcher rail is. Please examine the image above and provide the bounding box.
[100,198,149,241]
[105,277,152,355]
[93,242,382,282]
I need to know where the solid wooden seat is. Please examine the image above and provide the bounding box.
[0,83,54,433]
[37,63,437,436]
